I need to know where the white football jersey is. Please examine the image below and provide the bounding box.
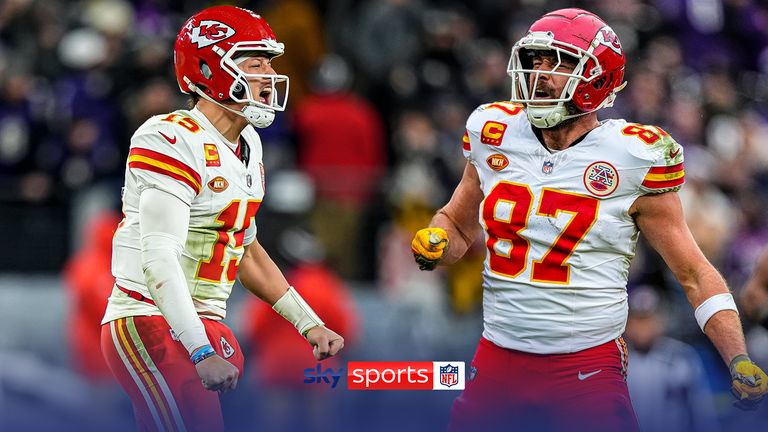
[463,102,685,354]
[103,108,265,324]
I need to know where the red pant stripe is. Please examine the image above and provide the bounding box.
[122,317,187,432]
[110,319,166,430]
[103,315,244,432]
[114,318,179,432]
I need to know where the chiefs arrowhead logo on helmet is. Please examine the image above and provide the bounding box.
[174,5,289,127]
[596,26,622,56]
[190,20,235,48]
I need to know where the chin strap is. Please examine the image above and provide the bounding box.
[525,81,628,129]
[187,80,275,129]
[526,105,567,128]
[241,104,275,129]
[527,103,594,129]
[526,99,612,129]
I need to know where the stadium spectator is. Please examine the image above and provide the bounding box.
[294,54,386,279]
[64,210,121,382]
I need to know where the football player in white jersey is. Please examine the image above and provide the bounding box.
[412,8,767,431]
[100,6,343,431]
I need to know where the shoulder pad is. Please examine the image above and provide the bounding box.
[467,102,525,129]
[134,111,208,154]
[136,111,204,139]
[618,123,685,194]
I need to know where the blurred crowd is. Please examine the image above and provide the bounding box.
[2,0,768,430]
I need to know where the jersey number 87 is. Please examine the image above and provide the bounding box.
[482,182,599,284]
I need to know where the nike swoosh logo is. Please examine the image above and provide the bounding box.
[669,148,680,159]
[158,131,177,144]
[578,370,602,380]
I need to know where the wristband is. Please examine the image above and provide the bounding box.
[191,344,216,365]
[729,354,752,376]
[694,293,738,332]
[272,286,324,336]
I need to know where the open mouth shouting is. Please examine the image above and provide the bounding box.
[529,87,555,105]
[258,87,272,105]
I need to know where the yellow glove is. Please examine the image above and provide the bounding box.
[411,228,449,271]
[730,354,768,410]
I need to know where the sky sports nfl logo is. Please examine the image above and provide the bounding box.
[347,361,465,390]
[303,362,466,390]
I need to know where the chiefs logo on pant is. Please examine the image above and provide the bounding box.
[220,336,235,359]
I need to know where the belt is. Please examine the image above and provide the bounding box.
[116,284,157,306]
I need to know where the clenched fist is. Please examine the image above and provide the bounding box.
[412,227,449,271]
[196,354,239,393]
[306,326,344,361]
[730,355,768,410]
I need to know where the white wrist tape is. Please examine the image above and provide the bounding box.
[272,287,324,336]
[694,293,738,332]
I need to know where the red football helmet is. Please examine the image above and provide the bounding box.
[507,9,626,128]
[174,6,289,128]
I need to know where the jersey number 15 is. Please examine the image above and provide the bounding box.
[197,199,261,283]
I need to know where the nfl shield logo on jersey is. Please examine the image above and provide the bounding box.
[439,364,460,387]
[542,161,554,175]
[220,336,235,359]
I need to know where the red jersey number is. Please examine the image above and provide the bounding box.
[196,199,261,283]
[483,183,599,284]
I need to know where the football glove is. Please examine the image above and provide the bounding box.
[412,228,449,271]
[730,355,768,410]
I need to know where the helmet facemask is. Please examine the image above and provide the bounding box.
[189,40,290,128]
[508,31,601,128]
